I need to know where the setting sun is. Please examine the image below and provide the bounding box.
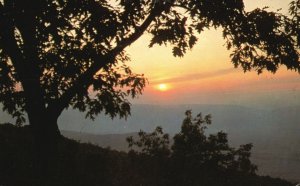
[157,84,168,91]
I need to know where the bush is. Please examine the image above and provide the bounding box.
[127,110,291,186]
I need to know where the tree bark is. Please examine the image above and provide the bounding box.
[27,103,61,184]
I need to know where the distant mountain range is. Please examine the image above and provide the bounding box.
[1,104,300,182]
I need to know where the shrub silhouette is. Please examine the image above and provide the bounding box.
[127,110,291,186]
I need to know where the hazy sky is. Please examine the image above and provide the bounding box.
[126,0,300,108]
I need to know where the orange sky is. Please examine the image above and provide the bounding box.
[126,0,300,108]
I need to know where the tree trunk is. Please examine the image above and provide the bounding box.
[26,99,62,184]
[30,112,61,153]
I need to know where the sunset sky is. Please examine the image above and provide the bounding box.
[125,0,300,108]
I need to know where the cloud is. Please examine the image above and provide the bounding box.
[150,68,237,84]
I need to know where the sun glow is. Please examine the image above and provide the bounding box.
[157,83,168,91]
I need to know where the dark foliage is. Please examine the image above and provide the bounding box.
[126,111,292,186]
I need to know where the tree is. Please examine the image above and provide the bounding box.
[0,0,299,146]
[127,111,259,186]
[127,127,171,185]
[171,110,257,185]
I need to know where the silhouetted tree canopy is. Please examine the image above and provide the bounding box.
[0,0,299,141]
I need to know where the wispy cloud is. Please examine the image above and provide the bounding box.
[150,68,237,84]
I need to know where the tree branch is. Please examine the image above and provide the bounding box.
[0,4,27,80]
[47,1,167,118]
[0,3,47,123]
